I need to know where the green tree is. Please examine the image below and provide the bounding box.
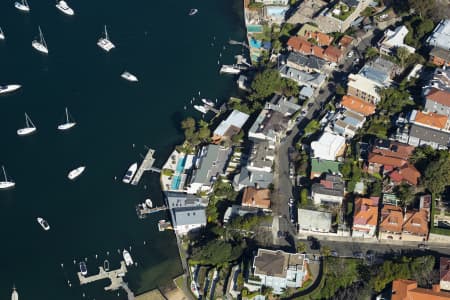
[181,117,196,130]
[198,126,211,141]
[336,83,346,96]
[300,188,308,207]
[190,240,243,266]
[365,47,379,60]
[394,183,415,207]
[297,242,307,252]
[424,153,450,196]
[321,245,332,257]
[408,0,435,18]
[249,69,298,100]
[303,119,320,136]
[378,88,414,115]
[340,159,353,179]
[396,47,410,68]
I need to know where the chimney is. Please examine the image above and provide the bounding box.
[432,284,441,293]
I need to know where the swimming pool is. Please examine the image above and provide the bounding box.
[171,175,181,190]
[247,24,263,33]
[176,156,186,173]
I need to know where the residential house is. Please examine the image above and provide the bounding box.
[233,167,274,191]
[223,204,259,223]
[338,35,354,49]
[311,132,346,161]
[327,109,366,138]
[410,110,449,131]
[165,192,207,235]
[352,197,379,238]
[310,158,341,179]
[426,19,450,51]
[430,47,450,67]
[265,94,302,117]
[242,187,271,209]
[311,174,345,205]
[248,109,289,142]
[212,110,250,143]
[303,30,334,47]
[298,209,332,233]
[279,65,327,89]
[286,36,343,63]
[392,279,450,300]
[340,95,376,116]
[420,194,431,219]
[379,205,429,241]
[402,209,429,241]
[424,68,450,96]
[378,25,415,55]
[347,73,383,104]
[424,89,450,117]
[379,204,403,240]
[359,57,397,85]
[285,51,327,73]
[395,123,450,150]
[186,144,232,194]
[252,249,309,294]
[264,6,289,24]
[255,0,289,4]
[286,0,327,25]
[440,257,450,291]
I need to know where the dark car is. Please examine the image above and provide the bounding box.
[330,250,338,257]
[307,102,314,108]
[353,251,364,259]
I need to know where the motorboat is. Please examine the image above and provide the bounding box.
[56,0,74,16]
[103,259,110,272]
[97,25,115,52]
[32,26,48,54]
[17,112,37,136]
[11,285,18,300]
[193,105,207,114]
[0,166,15,189]
[15,0,30,12]
[123,249,134,266]
[201,98,214,107]
[145,198,153,208]
[79,261,87,276]
[57,107,76,130]
[67,166,85,180]
[0,27,5,40]
[37,217,50,231]
[0,84,21,95]
[188,8,198,16]
[220,65,241,74]
[122,162,137,184]
[121,71,138,82]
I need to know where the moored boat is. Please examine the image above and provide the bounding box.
[56,0,74,16]
[122,163,137,184]
[123,249,134,266]
[97,25,115,52]
[57,107,76,130]
[220,65,241,74]
[103,259,110,272]
[79,261,87,276]
[0,166,15,190]
[17,113,37,136]
[31,26,48,54]
[68,166,85,180]
[188,8,198,16]
[11,285,18,300]
[14,0,30,12]
[0,84,21,95]
[145,198,153,208]
[201,98,214,107]
[0,27,5,40]
[193,105,207,114]
[37,217,50,231]
[121,71,138,82]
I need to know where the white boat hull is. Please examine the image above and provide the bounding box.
[123,250,134,266]
[97,38,115,52]
[17,127,36,136]
[0,84,21,94]
[220,65,241,74]
[122,163,138,184]
[0,181,15,189]
[145,199,153,208]
[68,166,85,180]
[121,72,138,82]
[194,105,207,114]
[15,2,30,11]
[58,122,76,130]
[32,41,48,54]
[37,217,50,231]
[0,33,4,40]
[56,1,74,15]
[201,99,214,107]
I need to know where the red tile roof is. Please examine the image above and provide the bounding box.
[242,187,271,209]
[372,142,415,160]
[440,257,450,282]
[368,153,407,168]
[392,279,450,300]
[305,31,334,46]
[427,88,450,107]
[339,35,354,48]
[341,95,376,116]
[353,198,378,226]
[380,205,403,233]
[287,36,312,54]
[403,209,429,236]
[414,111,448,129]
[324,46,342,63]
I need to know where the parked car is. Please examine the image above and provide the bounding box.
[330,250,338,257]
[347,50,354,58]
[418,243,430,250]
[289,197,294,206]
[353,251,364,259]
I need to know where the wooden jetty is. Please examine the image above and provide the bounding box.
[78,261,128,290]
[131,148,161,186]
[229,39,249,49]
[136,204,168,219]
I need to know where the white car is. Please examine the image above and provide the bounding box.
[347,51,354,58]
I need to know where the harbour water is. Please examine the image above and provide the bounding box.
[0,0,245,299]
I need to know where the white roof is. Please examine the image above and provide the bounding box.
[427,19,450,50]
[348,73,382,101]
[311,132,345,161]
[213,110,250,136]
[381,26,415,53]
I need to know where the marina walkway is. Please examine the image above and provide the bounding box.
[78,261,127,290]
[137,205,168,218]
[131,148,160,185]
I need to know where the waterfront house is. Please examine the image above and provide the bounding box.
[297,208,332,233]
[264,5,289,24]
[186,144,232,194]
[248,109,289,143]
[429,47,450,67]
[352,197,379,238]
[172,207,206,236]
[426,19,450,51]
[286,36,343,63]
[310,158,341,179]
[377,25,415,56]
[440,257,450,291]
[392,279,450,300]
[242,187,271,209]
[311,174,345,206]
[311,132,346,161]
[252,249,309,294]
[265,94,302,117]
[212,109,250,143]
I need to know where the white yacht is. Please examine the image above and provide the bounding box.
[32,26,48,54]
[17,113,37,136]
[15,0,30,12]
[121,71,138,82]
[57,107,76,130]
[0,27,5,40]
[0,166,15,190]
[194,105,207,114]
[79,262,87,276]
[0,84,21,95]
[145,198,153,208]
[56,0,74,16]
[189,8,198,16]
[122,162,137,184]
[68,166,85,180]
[201,98,214,107]
[220,65,241,74]
[37,217,50,231]
[11,285,18,300]
[123,250,134,266]
[97,25,115,52]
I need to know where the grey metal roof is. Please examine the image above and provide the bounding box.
[249,110,289,139]
[249,141,275,169]
[190,145,232,185]
[409,124,450,146]
[311,174,345,197]
[266,94,302,116]
[233,167,274,189]
[427,19,450,50]
[173,207,206,226]
[298,209,332,231]
[359,57,395,85]
[279,65,326,87]
[286,51,326,71]
[165,191,207,209]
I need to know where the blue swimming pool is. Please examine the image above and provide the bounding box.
[171,175,181,190]
[247,24,263,33]
[176,156,186,173]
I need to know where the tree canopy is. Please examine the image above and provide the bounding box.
[423,151,450,196]
[250,69,298,101]
[190,239,243,266]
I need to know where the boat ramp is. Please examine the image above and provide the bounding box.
[131,147,161,186]
[77,261,134,299]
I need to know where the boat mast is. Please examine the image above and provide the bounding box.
[24,0,29,7]
[2,166,7,181]
[25,113,36,128]
[39,26,47,48]
[65,107,69,123]
[104,25,108,40]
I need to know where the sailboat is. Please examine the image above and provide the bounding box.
[17,112,37,136]
[32,26,48,54]
[97,25,115,52]
[11,285,18,300]
[0,166,15,189]
[0,27,5,40]
[14,0,30,12]
[57,107,76,130]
